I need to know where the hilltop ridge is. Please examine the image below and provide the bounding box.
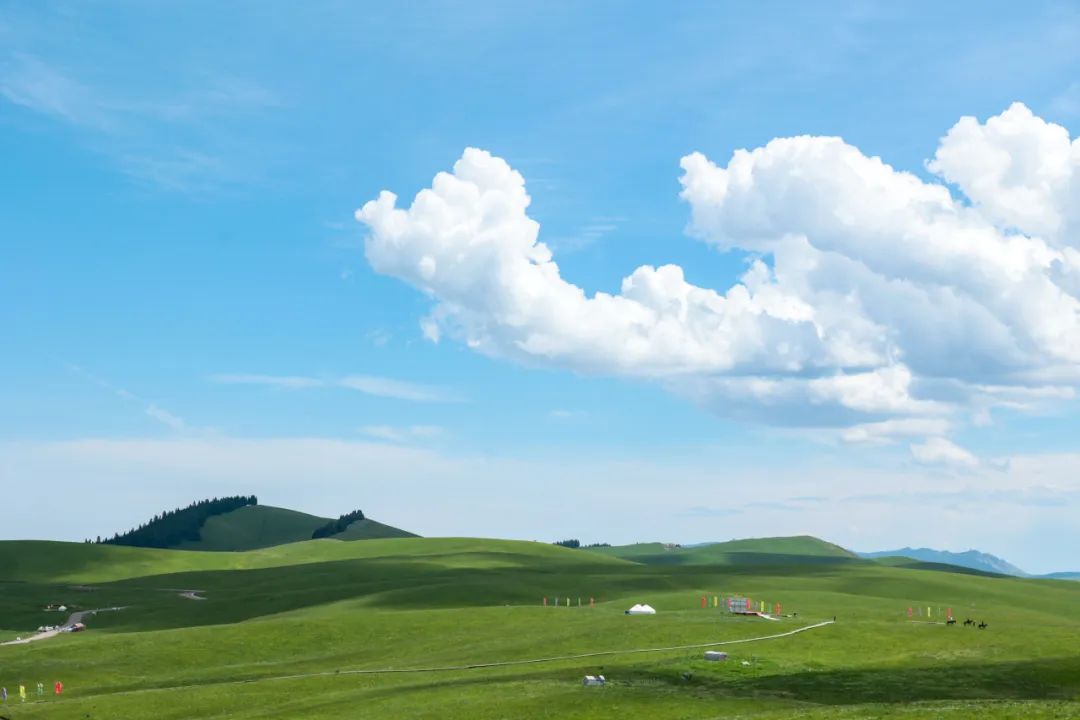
[97,499,416,552]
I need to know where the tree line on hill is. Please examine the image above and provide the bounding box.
[96,496,258,548]
[311,509,365,539]
[553,539,610,549]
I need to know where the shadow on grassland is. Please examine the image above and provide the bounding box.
[351,655,1080,706]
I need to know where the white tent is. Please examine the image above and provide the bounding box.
[626,603,656,615]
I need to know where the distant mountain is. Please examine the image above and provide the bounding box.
[101,500,416,552]
[587,535,857,565]
[1041,571,1080,581]
[859,547,1027,577]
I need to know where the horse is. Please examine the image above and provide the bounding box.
[946,618,957,625]
[963,618,974,626]
[978,621,988,629]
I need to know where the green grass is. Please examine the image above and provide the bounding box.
[169,505,415,551]
[330,517,418,540]
[1,536,1078,719]
[175,505,328,551]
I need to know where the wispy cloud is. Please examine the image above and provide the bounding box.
[340,375,462,403]
[0,52,109,129]
[0,51,277,191]
[209,373,323,389]
[210,372,461,403]
[548,216,626,253]
[681,506,741,518]
[366,329,391,347]
[66,363,191,432]
[357,425,443,442]
[144,404,187,431]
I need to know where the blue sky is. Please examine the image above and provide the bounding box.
[3,2,1080,573]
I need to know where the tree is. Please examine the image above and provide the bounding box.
[101,496,258,549]
[311,509,366,539]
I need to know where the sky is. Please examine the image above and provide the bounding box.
[2,1,1080,574]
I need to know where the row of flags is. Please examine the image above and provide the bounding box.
[1,682,63,701]
[543,597,595,607]
[908,606,953,619]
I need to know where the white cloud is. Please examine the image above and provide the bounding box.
[144,404,188,432]
[910,437,980,469]
[358,425,443,442]
[356,105,1080,453]
[0,52,108,128]
[339,375,461,403]
[841,418,953,445]
[210,373,323,389]
[2,436,1077,573]
[210,373,458,402]
[67,363,191,433]
[0,51,276,191]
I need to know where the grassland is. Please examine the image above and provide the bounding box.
[1,536,1078,719]
[171,504,416,551]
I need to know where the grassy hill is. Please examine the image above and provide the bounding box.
[172,505,416,551]
[330,517,417,540]
[105,502,417,553]
[586,535,856,565]
[2,535,1079,719]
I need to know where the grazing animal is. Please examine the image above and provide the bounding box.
[978,621,988,629]
[946,618,956,625]
[963,619,974,626]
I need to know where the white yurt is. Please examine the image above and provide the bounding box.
[626,603,656,615]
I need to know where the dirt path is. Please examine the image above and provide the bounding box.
[0,607,125,646]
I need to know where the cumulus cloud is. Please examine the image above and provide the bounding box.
[355,105,1080,455]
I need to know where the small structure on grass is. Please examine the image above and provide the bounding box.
[704,651,728,661]
[583,675,606,686]
[625,603,656,615]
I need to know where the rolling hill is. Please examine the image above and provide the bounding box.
[586,535,857,565]
[3,533,1080,719]
[174,504,415,551]
[106,501,416,552]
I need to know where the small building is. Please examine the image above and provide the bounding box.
[704,651,728,661]
[583,675,606,686]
